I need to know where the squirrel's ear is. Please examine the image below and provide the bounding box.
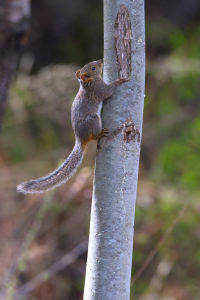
[98,59,103,67]
[76,70,81,79]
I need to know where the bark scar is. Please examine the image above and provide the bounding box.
[97,120,140,150]
[123,119,140,143]
[115,4,132,79]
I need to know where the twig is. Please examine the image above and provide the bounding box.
[15,239,88,299]
[131,203,187,285]
[0,195,53,299]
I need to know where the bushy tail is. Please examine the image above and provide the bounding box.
[17,139,84,194]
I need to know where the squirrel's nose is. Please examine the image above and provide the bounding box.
[80,72,90,82]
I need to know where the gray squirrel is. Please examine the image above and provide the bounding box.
[17,59,128,194]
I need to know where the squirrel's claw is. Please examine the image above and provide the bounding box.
[118,78,129,84]
[99,128,109,138]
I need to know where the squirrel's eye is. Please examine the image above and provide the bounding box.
[92,66,96,71]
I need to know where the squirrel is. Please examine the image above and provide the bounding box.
[17,59,128,194]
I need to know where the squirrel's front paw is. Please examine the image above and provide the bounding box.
[98,128,109,139]
[118,78,129,84]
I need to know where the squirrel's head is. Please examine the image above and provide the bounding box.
[76,59,103,84]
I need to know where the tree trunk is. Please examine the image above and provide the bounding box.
[83,0,145,299]
[0,0,31,126]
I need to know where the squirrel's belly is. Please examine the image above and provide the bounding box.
[97,102,103,117]
[97,102,103,129]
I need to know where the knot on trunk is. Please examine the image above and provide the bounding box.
[123,119,140,143]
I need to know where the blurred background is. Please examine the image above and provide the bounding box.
[0,0,200,299]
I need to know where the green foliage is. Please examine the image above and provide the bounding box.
[174,73,200,103]
[146,18,176,51]
[170,25,200,58]
[131,281,148,298]
[155,83,178,116]
[159,116,200,191]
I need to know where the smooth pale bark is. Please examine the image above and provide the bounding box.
[0,0,31,126]
[84,1,145,299]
